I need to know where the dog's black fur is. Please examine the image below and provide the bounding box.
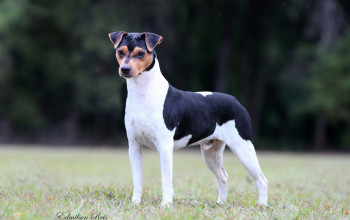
[163,85,252,144]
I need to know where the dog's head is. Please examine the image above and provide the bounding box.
[108,31,163,78]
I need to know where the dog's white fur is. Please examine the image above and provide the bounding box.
[125,59,268,206]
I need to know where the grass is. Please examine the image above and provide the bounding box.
[0,146,349,219]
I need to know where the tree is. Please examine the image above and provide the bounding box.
[306,0,346,150]
[299,33,350,149]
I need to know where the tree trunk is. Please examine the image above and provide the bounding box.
[214,0,234,93]
[308,0,345,150]
[214,39,231,92]
[0,117,11,143]
[62,112,78,144]
[173,0,198,90]
[313,115,327,151]
[241,0,266,136]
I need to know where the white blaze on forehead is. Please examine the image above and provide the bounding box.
[196,91,213,97]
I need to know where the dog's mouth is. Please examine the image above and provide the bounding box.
[121,74,132,78]
[120,72,142,79]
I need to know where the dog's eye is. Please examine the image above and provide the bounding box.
[137,51,145,58]
[118,50,125,56]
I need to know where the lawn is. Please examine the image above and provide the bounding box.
[0,146,349,219]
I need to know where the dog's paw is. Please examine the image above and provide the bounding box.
[216,199,226,204]
[257,200,267,206]
[161,200,173,207]
[131,198,141,205]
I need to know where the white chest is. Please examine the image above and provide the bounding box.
[125,101,164,146]
[124,60,171,147]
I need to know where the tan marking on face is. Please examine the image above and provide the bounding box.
[127,47,153,77]
[115,46,153,78]
[131,47,145,56]
[116,46,129,61]
[116,46,129,77]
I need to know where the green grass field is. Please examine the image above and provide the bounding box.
[0,146,349,219]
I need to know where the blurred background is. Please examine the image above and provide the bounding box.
[0,0,349,151]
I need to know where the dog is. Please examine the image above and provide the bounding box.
[108,31,268,206]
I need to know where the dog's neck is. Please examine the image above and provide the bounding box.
[125,58,169,105]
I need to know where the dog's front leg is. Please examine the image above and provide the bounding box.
[129,140,143,204]
[158,142,174,206]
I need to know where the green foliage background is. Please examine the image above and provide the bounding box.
[0,0,349,150]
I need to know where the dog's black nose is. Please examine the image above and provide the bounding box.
[121,65,131,75]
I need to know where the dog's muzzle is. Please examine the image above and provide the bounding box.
[121,65,131,77]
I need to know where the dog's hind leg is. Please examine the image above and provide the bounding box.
[226,137,268,205]
[201,140,228,203]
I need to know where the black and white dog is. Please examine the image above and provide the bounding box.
[108,31,268,206]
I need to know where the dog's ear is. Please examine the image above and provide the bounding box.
[109,31,127,49]
[144,32,163,52]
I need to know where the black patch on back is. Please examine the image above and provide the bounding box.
[163,86,252,144]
